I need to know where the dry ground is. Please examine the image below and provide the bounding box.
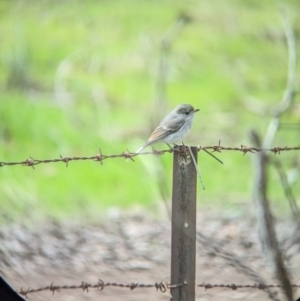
[1,208,300,301]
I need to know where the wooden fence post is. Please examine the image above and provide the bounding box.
[170,146,197,301]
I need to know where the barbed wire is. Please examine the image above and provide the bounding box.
[18,280,300,297]
[1,143,300,168]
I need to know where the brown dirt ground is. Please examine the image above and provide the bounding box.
[1,208,300,301]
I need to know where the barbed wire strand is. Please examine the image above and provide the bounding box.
[1,144,300,168]
[18,280,300,297]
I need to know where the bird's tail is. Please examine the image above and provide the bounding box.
[135,145,145,154]
[135,141,152,153]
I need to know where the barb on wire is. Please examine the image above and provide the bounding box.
[18,280,300,297]
[1,143,300,168]
[198,140,223,164]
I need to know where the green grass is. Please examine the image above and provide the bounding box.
[0,0,300,223]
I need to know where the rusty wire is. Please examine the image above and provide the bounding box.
[19,280,176,296]
[18,280,300,297]
[198,283,300,290]
[1,143,300,168]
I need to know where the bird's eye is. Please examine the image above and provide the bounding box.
[185,111,189,115]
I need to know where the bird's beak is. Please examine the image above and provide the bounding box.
[194,109,200,113]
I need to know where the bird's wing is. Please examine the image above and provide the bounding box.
[147,115,185,142]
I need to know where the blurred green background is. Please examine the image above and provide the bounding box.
[0,0,299,224]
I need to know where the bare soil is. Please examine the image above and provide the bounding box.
[1,208,300,301]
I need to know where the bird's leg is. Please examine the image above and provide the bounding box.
[170,143,181,151]
[166,143,174,150]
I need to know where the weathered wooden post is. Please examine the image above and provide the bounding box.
[170,146,197,301]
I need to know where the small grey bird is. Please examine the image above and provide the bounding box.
[136,104,199,153]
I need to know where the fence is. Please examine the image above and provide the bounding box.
[1,144,300,301]
[1,144,300,168]
[1,0,299,299]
